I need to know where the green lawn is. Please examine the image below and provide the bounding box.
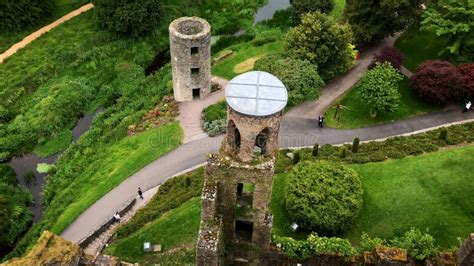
[48,122,182,234]
[0,0,89,53]
[395,26,448,72]
[325,77,441,129]
[272,145,474,248]
[212,41,284,80]
[331,0,346,21]
[105,197,201,264]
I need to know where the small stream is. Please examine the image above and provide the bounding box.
[11,109,103,221]
[234,0,291,36]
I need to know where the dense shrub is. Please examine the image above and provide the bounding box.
[114,167,204,239]
[390,228,439,261]
[357,62,403,116]
[285,162,363,234]
[352,137,360,153]
[203,101,227,124]
[312,144,319,156]
[292,152,301,165]
[411,60,466,105]
[369,46,404,70]
[0,164,33,257]
[274,234,356,259]
[93,0,162,37]
[202,119,226,136]
[0,0,55,33]
[285,12,354,81]
[290,0,334,21]
[254,55,325,106]
[458,63,474,99]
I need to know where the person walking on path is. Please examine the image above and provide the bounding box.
[113,212,121,222]
[318,115,325,128]
[138,187,144,199]
[463,101,471,113]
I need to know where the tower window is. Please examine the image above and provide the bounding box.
[235,220,253,242]
[236,183,254,207]
[191,47,199,55]
[191,67,200,75]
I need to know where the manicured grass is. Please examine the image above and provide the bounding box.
[32,129,72,157]
[325,77,441,129]
[0,0,89,53]
[105,197,201,264]
[212,41,284,80]
[48,122,182,234]
[272,145,474,248]
[331,0,346,21]
[345,145,474,248]
[395,26,448,71]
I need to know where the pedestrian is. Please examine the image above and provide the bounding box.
[463,101,471,113]
[138,187,143,199]
[318,115,325,128]
[113,212,121,222]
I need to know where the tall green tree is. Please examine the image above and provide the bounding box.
[357,62,403,116]
[421,0,474,61]
[0,0,55,33]
[290,0,334,21]
[285,12,355,81]
[344,0,422,46]
[93,0,162,37]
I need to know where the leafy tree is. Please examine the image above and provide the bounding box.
[458,63,474,99]
[369,46,405,70]
[285,162,363,234]
[344,0,422,46]
[410,60,465,105]
[285,12,355,81]
[93,0,162,37]
[254,55,325,106]
[357,62,403,116]
[421,0,474,61]
[290,0,334,21]
[0,0,55,33]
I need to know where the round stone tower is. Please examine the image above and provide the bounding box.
[224,71,288,162]
[169,17,211,102]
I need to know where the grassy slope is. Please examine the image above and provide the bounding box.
[0,0,89,53]
[49,122,182,234]
[331,0,346,21]
[395,26,448,71]
[105,197,201,264]
[32,129,73,157]
[272,145,474,248]
[325,77,441,129]
[212,41,284,80]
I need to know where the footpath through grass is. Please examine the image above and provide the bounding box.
[48,122,182,234]
[105,197,201,264]
[325,77,441,129]
[271,145,474,248]
[0,0,89,53]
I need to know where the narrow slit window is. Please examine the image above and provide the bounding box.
[191,67,200,75]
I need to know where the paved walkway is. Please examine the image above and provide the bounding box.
[177,77,227,143]
[0,3,94,63]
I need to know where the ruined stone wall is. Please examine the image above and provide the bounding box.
[458,233,474,265]
[169,17,211,102]
[225,108,282,162]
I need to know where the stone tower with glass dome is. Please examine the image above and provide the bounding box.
[196,71,288,265]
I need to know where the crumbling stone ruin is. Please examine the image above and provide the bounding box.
[196,71,288,265]
[169,17,211,102]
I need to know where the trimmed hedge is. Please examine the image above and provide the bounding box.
[276,122,474,173]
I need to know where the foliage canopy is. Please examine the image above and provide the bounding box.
[0,0,54,33]
[285,162,363,234]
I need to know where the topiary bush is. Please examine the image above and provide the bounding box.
[352,137,360,153]
[0,0,55,33]
[254,55,324,106]
[369,46,404,70]
[312,143,319,156]
[285,162,363,234]
[410,60,466,105]
[93,0,162,37]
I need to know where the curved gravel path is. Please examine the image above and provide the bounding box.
[0,3,94,63]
